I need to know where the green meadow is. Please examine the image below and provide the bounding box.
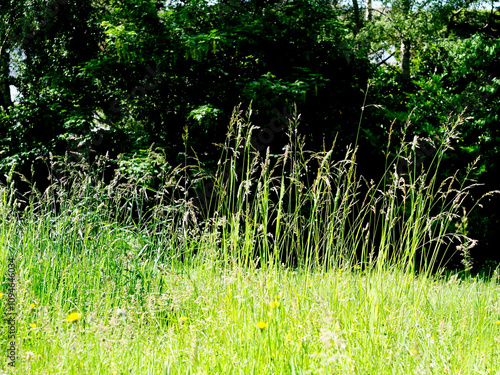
[1,110,500,374]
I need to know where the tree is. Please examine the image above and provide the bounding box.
[0,0,26,112]
[351,0,491,87]
[0,0,108,182]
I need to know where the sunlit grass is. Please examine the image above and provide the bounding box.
[1,108,498,373]
[3,255,500,374]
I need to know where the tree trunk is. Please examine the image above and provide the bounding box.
[366,0,372,21]
[352,0,363,30]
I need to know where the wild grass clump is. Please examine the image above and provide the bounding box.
[0,107,497,373]
[0,107,486,273]
[187,107,483,274]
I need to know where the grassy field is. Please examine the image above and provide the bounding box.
[1,110,499,374]
[2,234,500,374]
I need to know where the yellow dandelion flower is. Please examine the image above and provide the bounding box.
[257,321,268,330]
[496,321,500,325]
[30,303,35,309]
[30,323,37,328]
[270,301,280,308]
[179,316,188,323]
[0,293,4,298]
[67,312,82,322]
[308,284,312,288]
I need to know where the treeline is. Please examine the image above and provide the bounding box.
[0,0,499,271]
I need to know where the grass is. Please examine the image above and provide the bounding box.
[3,251,500,374]
[1,107,499,374]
